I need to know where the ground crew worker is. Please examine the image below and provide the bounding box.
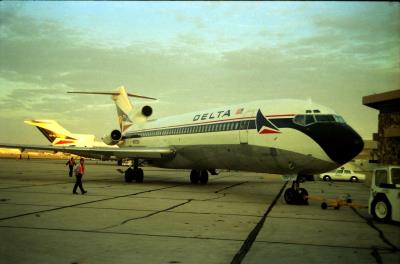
[66,157,76,177]
[73,158,87,195]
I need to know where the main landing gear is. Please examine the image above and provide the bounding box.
[125,159,144,183]
[284,175,309,205]
[190,169,209,184]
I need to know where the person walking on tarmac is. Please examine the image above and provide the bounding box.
[66,157,76,177]
[73,158,87,195]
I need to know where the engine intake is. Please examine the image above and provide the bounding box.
[102,129,122,145]
[141,105,153,117]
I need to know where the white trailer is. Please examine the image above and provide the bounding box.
[369,165,400,222]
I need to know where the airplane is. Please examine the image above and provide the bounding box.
[22,119,119,161]
[24,119,110,147]
[0,86,364,205]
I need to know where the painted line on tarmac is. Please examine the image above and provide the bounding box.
[0,184,183,221]
[230,181,288,264]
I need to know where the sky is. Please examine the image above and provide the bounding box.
[0,1,399,144]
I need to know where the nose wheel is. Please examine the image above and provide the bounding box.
[284,175,309,205]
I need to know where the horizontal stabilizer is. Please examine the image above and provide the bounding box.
[67,91,157,100]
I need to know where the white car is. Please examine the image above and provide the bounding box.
[319,168,366,182]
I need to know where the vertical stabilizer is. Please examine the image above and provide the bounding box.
[112,86,134,132]
[24,120,76,145]
[67,86,156,133]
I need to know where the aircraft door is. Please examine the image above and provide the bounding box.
[239,120,249,144]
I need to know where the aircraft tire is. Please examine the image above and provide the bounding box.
[135,168,144,183]
[284,188,296,204]
[298,188,309,204]
[199,170,209,184]
[190,170,200,184]
[125,168,134,183]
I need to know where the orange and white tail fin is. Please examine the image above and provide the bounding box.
[24,120,77,145]
[24,120,99,147]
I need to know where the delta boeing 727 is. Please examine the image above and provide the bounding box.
[0,86,364,204]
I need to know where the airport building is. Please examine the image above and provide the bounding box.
[363,89,400,165]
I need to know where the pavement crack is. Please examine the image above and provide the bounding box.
[0,224,243,242]
[371,246,383,264]
[199,193,226,201]
[350,207,399,253]
[96,199,193,231]
[231,181,288,264]
[0,182,69,190]
[0,184,183,221]
[215,181,248,194]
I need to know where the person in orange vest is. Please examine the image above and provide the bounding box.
[66,157,76,177]
[73,158,87,194]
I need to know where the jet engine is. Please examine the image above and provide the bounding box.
[132,105,153,123]
[141,105,153,117]
[102,129,122,145]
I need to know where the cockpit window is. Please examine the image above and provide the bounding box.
[334,115,346,123]
[293,114,345,126]
[293,115,315,126]
[314,115,335,122]
[305,115,315,124]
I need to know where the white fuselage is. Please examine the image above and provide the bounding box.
[118,99,363,175]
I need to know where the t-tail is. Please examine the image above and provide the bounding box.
[68,86,156,133]
[68,86,156,146]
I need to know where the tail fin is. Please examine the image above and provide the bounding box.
[68,86,156,132]
[113,86,134,132]
[24,120,77,145]
[25,119,100,147]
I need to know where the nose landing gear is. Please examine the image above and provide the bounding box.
[284,175,309,205]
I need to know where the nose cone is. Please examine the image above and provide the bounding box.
[308,123,364,165]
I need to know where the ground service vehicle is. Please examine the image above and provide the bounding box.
[319,168,366,182]
[369,166,400,222]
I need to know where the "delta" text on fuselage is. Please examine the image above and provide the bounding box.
[193,110,231,121]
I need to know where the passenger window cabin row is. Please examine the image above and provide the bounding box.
[127,120,253,138]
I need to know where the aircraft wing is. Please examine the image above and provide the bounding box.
[0,143,176,160]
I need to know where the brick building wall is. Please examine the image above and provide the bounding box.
[377,111,400,164]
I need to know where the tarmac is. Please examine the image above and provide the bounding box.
[0,159,399,264]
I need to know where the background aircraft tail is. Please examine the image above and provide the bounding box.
[25,120,97,147]
[68,86,156,132]
[24,120,77,145]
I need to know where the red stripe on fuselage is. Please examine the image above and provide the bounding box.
[55,140,76,145]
